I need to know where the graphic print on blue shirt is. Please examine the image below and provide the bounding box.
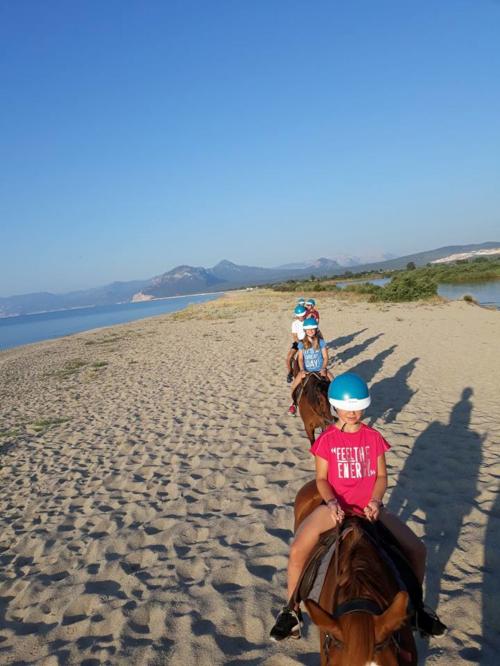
[299,338,326,371]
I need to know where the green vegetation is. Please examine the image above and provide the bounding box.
[0,428,20,440]
[270,255,500,303]
[49,359,88,378]
[91,361,109,369]
[32,417,70,432]
[420,256,500,283]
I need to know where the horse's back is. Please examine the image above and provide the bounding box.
[294,480,323,532]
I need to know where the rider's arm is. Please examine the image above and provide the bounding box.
[321,346,328,371]
[298,350,305,372]
[315,456,337,503]
[371,454,388,503]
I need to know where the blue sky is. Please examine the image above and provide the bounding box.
[1,0,499,296]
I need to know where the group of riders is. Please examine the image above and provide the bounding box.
[270,297,446,644]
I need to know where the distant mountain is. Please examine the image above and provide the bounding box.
[138,265,225,299]
[339,242,500,274]
[0,279,149,318]
[2,242,498,317]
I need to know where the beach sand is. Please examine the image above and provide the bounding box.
[1,290,499,665]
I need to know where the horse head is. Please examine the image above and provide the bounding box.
[305,591,409,666]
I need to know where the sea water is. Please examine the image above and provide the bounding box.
[0,293,222,351]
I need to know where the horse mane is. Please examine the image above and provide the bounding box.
[332,519,397,664]
[301,375,331,421]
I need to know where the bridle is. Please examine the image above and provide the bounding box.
[322,598,399,665]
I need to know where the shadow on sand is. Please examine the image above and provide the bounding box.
[326,328,367,351]
[388,388,483,662]
[334,333,384,365]
[368,357,419,426]
[481,482,500,664]
[347,344,397,385]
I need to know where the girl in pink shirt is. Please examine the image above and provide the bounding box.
[270,372,446,642]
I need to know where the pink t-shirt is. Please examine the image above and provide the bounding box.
[310,423,390,513]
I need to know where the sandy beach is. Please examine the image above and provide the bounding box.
[1,289,499,665]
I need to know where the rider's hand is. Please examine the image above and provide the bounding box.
[327,499,344,526]
[364,499,382,522]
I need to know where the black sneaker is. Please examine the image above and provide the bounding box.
[414,607,447,637]
[286,372,293,384]
[270,606,303,641]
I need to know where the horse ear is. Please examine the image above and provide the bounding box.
[374,591,409,643]
[304,600,343,640]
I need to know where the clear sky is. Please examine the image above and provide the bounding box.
[1,0,499,296]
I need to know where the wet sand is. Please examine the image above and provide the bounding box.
[1,290,499,665]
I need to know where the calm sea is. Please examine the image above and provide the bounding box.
[0,293,223,352]
[336,278,500,309]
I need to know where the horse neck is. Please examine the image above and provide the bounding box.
[320,523,398,649]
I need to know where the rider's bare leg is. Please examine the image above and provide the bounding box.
[379,510,426,584]
[287,505,336,604]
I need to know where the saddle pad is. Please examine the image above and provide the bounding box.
[293,526,353,607]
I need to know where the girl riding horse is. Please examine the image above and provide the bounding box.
[271,372,446,641]
[288,317,332,416]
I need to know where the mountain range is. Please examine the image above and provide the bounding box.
[1,242,499,317]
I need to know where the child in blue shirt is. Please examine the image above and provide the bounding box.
[287,318,332,415]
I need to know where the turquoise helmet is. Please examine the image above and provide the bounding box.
[328,372,371,410]
[303,317,319,330]
[297,297,306,305]
[294,304,307,316]
[306,298,316,306]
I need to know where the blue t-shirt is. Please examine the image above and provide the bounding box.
[298,338,326,371]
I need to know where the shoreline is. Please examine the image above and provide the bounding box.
[0,291,226,355]
[0,289,227,320]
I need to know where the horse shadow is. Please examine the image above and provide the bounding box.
[326,328,367,351]
[480,482,500,664]
[367,357,419,426]
[387,388,483,662]
[347,344,397,385]
[334,333,384,365]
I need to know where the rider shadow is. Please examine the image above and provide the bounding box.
[367,357,419,426]
[326,328,367,351]
[387,388,483,662]
[347,344,397,385]
[480,482,500,664]
[335,333,384,365]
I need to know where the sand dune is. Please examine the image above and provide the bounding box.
[1,291,499,665]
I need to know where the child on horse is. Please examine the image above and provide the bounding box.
[286,304,307,384]
[287,317,331,416]
[271,372,446,640]
[305,298,320,323]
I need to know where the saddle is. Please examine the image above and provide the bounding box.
[289,517,423,616]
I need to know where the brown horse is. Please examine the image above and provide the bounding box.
[292,359,333,445]
[295,481,417,666]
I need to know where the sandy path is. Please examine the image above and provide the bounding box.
[0,291,499,665]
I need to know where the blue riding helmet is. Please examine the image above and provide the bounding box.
[294,304,307,316]
[303,317,319,330]
[306,298,316,306]
[297,297,306,305]
[328,372,371,411]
